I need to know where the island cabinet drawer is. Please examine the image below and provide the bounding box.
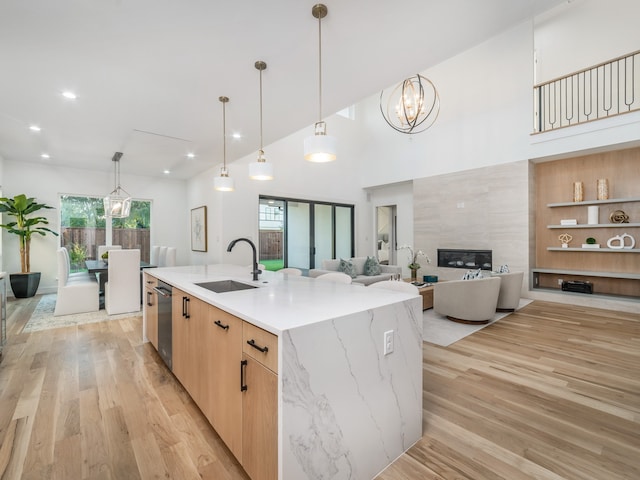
[242,322,278,374]
[143,272,158,288]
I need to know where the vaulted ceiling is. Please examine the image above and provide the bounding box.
[0,0,565,180]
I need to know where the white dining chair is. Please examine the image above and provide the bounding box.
[315,272,353,284]
[150,245,160,266]
[97,244,122,258]
[165,247,177,267]
[279,268,302,276]
[105,249,141,315]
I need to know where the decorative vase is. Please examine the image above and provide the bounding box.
[573,181,584,202]
[597,178,609,200]
[410,268,418,282]
[588,205,599,225]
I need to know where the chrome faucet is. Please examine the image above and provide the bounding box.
[227,238,261,281]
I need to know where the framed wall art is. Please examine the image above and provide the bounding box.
[191,206,207,252]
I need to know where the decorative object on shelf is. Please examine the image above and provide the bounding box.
[561,280,593,294]
[606,233,635,250]
[560,219,577,225]
[597,178,609,200]
[558,233,573,248]
[573,181,584,202]
[587,205,599,225]
[582,237,600,249]
[380,74,440,134]
[249,61,274,181]
[304,3,337,163]
[104,152,131,218]
[214,96,234,191]
[609,209,630,223]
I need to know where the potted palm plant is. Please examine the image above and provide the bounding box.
[0,194,59,297]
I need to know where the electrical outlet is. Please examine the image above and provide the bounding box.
[558,278,563,285]
[384,330,394,355]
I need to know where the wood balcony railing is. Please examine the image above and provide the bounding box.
[534,50,640,133]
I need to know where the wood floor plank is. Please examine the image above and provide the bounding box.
[1,296,638,479]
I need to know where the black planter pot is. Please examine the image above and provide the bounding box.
[9,272,41,298]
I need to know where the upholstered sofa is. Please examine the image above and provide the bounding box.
[309,257,401,286]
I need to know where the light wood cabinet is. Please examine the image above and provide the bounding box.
[241,322,278,480]
[166,285,278,480]
[202,305,243,460]
[171,287,206,401]
[143,273,158,349]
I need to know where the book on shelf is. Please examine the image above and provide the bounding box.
[560,219,578,225]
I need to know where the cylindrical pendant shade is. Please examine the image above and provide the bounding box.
[249,161,274,180]
[214,175,235,191]
[304,134,337,162]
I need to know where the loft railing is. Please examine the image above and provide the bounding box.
[534,50,640,133]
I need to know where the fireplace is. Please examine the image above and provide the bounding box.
[437,249,492,271]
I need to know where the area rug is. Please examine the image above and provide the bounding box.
[423,298,533,347]
[22,294,142,333]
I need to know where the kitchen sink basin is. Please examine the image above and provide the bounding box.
[195,280,258,293]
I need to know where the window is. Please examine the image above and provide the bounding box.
[60,195,151,270]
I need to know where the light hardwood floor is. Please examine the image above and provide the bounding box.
[0,296,638,479]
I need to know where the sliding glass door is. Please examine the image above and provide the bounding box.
[260,196,354,271]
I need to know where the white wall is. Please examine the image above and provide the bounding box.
[1,160,188,294]
[186,113,373,268]
[534,0,640,83]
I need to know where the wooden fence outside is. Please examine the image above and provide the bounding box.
[62,227,151,262]
[259,230,283,260]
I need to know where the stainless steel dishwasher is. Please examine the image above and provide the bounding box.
[154,281,173,369]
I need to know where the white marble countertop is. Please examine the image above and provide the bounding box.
[145,264,417,335]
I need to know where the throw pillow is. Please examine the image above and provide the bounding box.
[338,258,358,278]
[462,268,483,280]
[364,256,381,276]
[497,264,509,273]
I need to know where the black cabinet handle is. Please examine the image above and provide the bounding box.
[146,290,153,307]
[214,320,229,330]
[182,297,190,319]
[240,360,248,392]
[247,339,268,353]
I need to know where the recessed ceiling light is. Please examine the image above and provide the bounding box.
[186,152,195,159]
[41,153,50,159]
[62,91,77,100]
[163,169,171,175]
[232,132,242,139]
[29,125,41,132]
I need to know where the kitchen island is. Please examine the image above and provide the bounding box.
[143,264,423,480]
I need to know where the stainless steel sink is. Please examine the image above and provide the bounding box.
[195,280,258,293]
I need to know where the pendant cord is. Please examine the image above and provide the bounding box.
[222,100,227,169]
[259,67,264,151]
[317,12,323,122]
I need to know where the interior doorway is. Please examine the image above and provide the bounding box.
[376,205,396,265]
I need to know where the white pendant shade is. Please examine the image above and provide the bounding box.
[304,133,337,163]
[214,172,235,191]
[249,160,274,180]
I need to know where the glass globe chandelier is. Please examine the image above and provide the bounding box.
[380,74,440,134]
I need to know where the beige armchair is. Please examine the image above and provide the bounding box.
[493,271,524,312]
[433,277,501,324]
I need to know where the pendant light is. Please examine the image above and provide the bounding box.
[214,96,235,192]
[103,151,131,218]
[304,3,336,163]
[249,60,274,180]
